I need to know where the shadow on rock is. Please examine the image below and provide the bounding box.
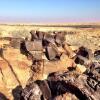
[0,92,9,100]
[12,85,24,100]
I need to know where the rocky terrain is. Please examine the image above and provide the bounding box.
[0,24,100,100]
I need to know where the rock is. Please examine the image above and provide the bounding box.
[69,45,79,51]
[43,55,76,75]
[57,46,65,53]
[94,50,100,61]
[60,53,68,61]
[30,30,38,40]
[25,40,43,51]
[63,43,76,58]
[22,82,42,100]
[0,47,32,99]
[44,33,55,44]
[37,80,52,99]
[42,54,48,61]
[35,31,45,40]
[45,44,60,60]
[10,38,23,49]
[75,55,92,66]
[30,51,43,60]
[77,46,93,59]
[76,64,87,73]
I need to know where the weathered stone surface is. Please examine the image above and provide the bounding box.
[77,46,93,59]
[76,64,87,73]
[0,48,32,99]
[30,30,38,40]
[25,40,43,51]
[75,55,92,66]
[10,38,23,49]
[22,82,42,100]
[44,33,55,44]
[45,46,58,60]
[94,50,100,61]
[63,43,76,58]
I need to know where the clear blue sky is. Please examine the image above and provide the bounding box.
[0,0,100,23]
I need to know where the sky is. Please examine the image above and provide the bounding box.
[0,0,100,24]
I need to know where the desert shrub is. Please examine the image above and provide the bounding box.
[0,28,5,36]
[10,29,30,38]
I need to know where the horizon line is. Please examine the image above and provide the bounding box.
[0,22,100,25]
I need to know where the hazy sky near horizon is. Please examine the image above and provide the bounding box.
[0,0,100,23]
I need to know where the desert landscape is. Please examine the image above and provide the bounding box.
[0,0,100,99]
[0,24,100,100]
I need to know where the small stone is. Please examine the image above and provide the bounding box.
[76,64,86,73]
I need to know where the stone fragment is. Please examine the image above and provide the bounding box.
[76,64,87,73]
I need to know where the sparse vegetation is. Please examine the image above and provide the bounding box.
[9,29,30,38]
